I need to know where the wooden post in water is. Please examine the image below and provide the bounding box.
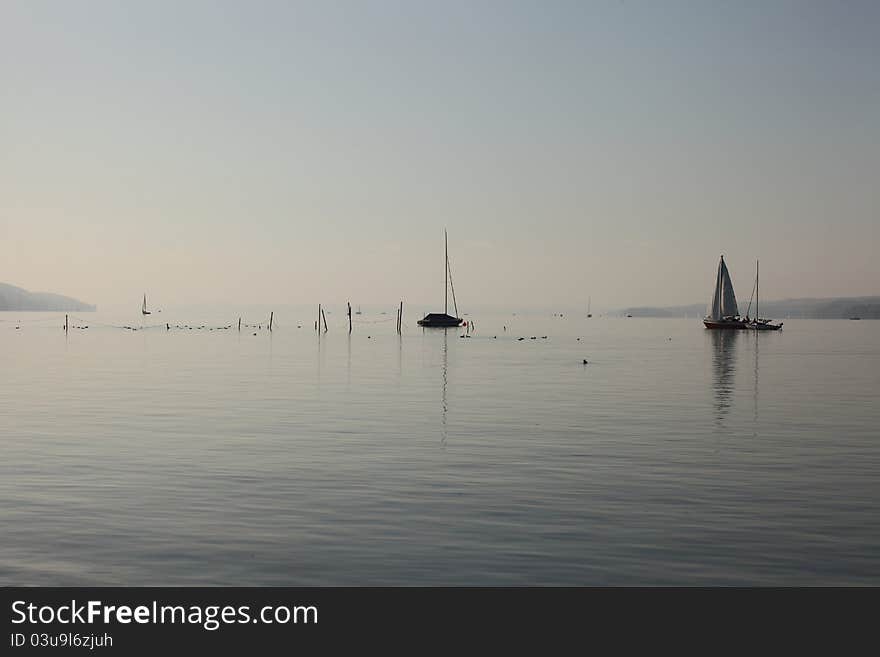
[64,314,68,333]
[317,305,321,333]
[238,317,241,331]
[321,307,328,333]
[398,301,403,333]
[269,311,274,332]
[348,302,352,333]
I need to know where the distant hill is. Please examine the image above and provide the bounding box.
[621,297,880,319]
[0,282,96,312]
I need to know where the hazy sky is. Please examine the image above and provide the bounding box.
[2,1,878,310]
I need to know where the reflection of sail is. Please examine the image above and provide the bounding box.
[709,329,739,424]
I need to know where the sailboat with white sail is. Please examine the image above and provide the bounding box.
[418,229,464,328]
[703,255,747,329]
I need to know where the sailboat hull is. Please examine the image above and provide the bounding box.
[418,313,463,327]
[703,318,748,330]
[748,321,783,331]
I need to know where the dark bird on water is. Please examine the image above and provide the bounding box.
[583,359,588,364]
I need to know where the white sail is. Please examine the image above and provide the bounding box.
[708,256,739,320]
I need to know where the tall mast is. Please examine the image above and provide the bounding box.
[756,259,759,320]
[444,228,448,315]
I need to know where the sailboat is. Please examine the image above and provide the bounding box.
[703,255,747,329]
[418,229,464,328]
[746,260,782,331]
[141,294,151,316]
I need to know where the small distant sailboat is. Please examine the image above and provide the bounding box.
[355,305,362,315]
[141,294,151,316]
[746,260,782,331]
[418,229,464,328]
[703,255,747,329]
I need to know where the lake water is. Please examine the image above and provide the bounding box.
[1,308,878,585]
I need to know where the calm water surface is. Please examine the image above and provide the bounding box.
[1,308,878,585]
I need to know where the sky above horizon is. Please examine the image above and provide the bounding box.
[2,1,878,311]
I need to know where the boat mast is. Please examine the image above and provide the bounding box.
[756,259,759,320]
[444,228,448,315]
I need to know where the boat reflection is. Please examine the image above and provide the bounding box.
[440,327,449,447]
[752,330,760,434]
[709,328,739,425]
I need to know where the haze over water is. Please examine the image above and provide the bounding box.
[2,310,878,585]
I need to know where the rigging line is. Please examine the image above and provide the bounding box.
[745,276,757,319]
[447,252,459,318]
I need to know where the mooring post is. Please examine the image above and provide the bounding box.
[322,307,328,333]
[238,317,241,331]
[269,311,274,332]
[398,301,403,333]
[317,305,321,333]
[65,314,68,333]
[348,302,352,333]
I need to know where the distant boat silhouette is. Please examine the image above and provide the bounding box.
[587,296,592,318]
[418,229,464,328]
[141,294,151,316]
[355,305,362,315]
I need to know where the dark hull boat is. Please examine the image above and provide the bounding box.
[703,255,746,329]
[419,229,463,328]
[703,318,749,330]
[748,319,783,331]
[418,313,462,328]
[744,260,782,331]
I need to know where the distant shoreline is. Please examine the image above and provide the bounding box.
[0,282,95,312]
[621,296,880,320]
